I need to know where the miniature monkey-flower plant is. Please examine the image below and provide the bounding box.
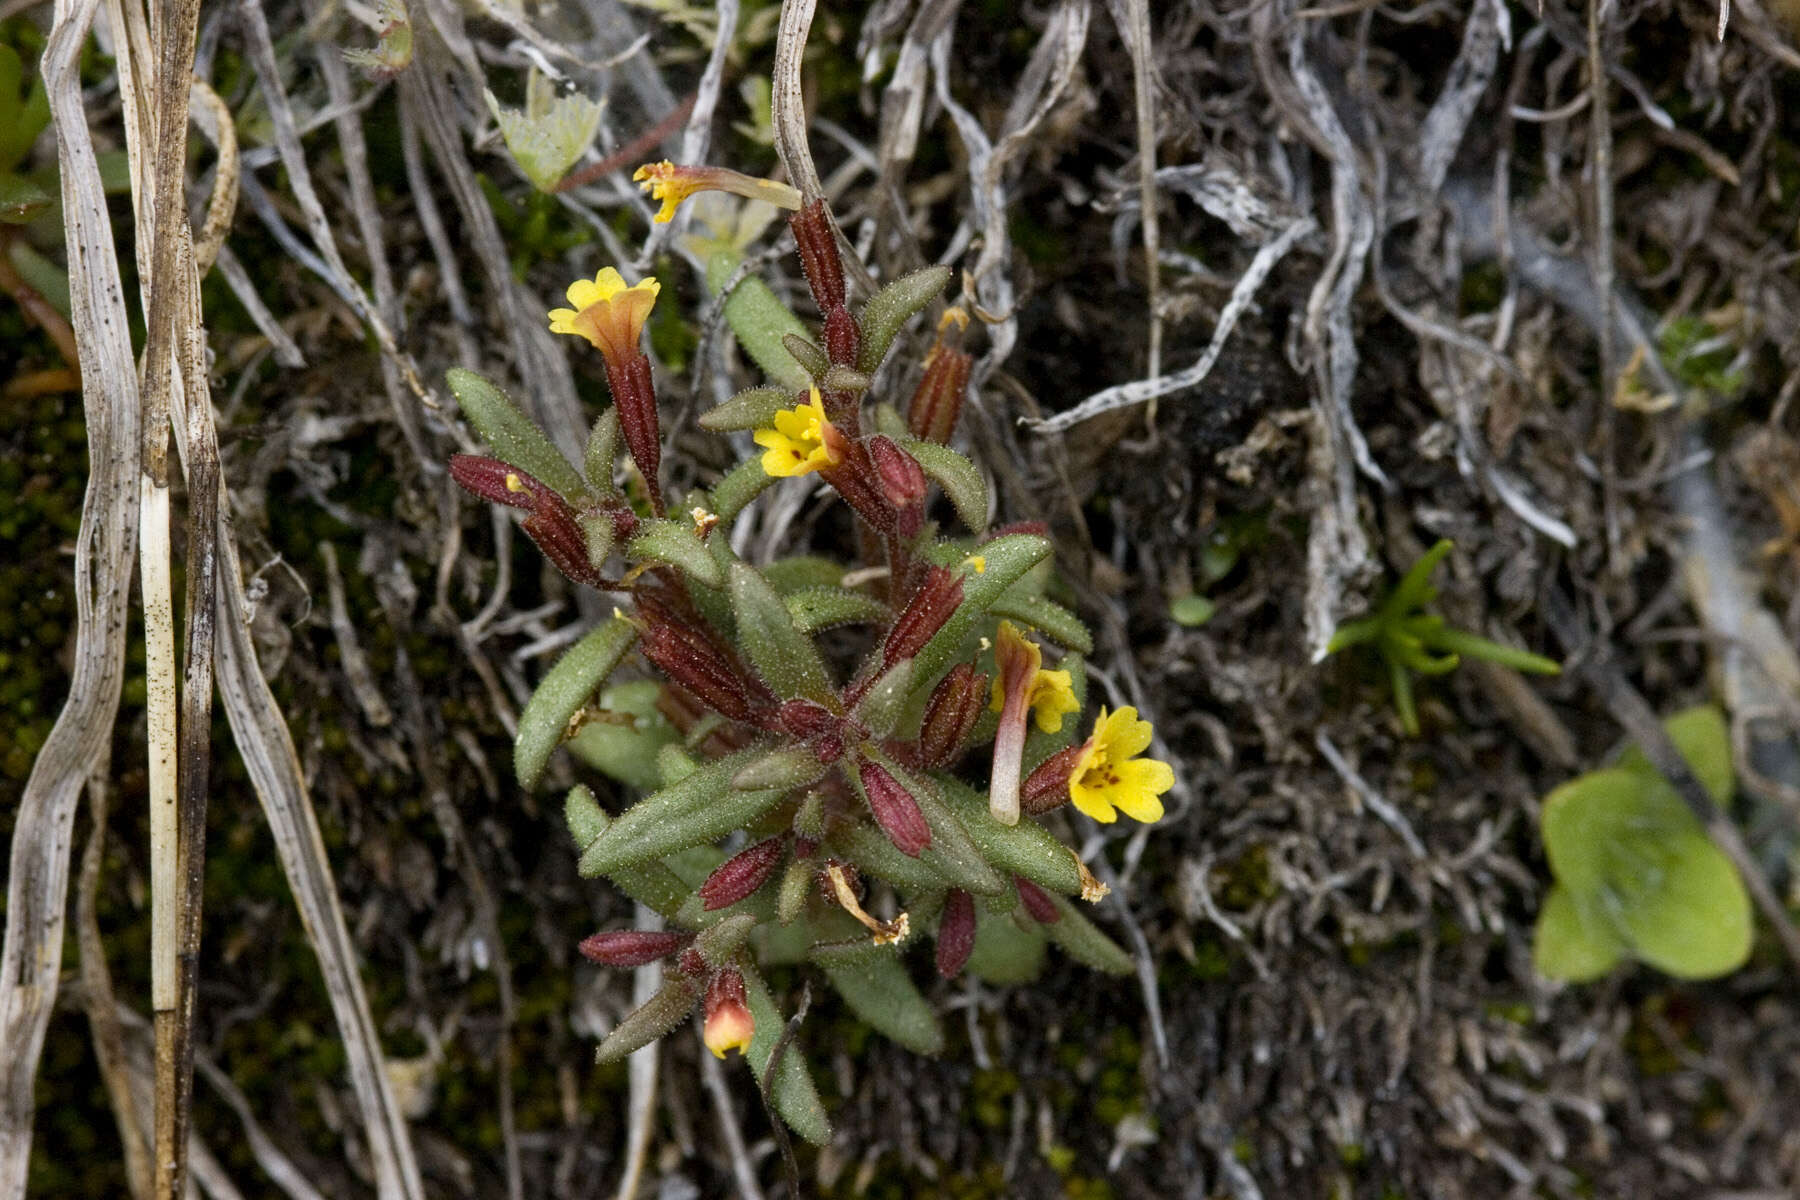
[446,170,1173,1143]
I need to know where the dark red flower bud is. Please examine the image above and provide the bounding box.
[789,199,845,313]
[858,759,932,857]
[676,947,707,977]
[936,888,977,979]
[918,662,987,768]
[1022,744,1083,815]
[448,454,548,510]
[578,929,693,967]
[777,698,837,740]
[885,567,964,668]
[869,436,927,510]
[638,588,775,724]
[1014,876,1061,924]
[823,306,859,367]
[603,353,663,515]
[907,345,972,445]
[700,837,787,911]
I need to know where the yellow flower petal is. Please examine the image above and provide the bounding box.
[1064,705,1172,825]
[1028,668,1079,733]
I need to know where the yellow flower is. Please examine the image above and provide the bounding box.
[753,387,842,478]
[988,633,1079,734]
[1068,706,1174,824]
[634,160,804,224]
[547,267,659,363]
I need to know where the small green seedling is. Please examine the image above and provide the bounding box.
[1327,539,1560,735]
[1534,705,1752,982]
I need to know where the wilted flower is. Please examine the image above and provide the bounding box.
[634,160,803,224]
[702,968,755,1059]
[987,621,1079,825]
[754,387,842,478]
[548,267,659,365]
[1068,706,1174,824]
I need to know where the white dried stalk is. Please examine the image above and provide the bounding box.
[0,0,144,1188]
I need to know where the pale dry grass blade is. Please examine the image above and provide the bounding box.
[0,0,144,1188]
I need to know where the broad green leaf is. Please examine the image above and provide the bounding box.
[784,586,888,634]
[909,534,1051,693]
[990,591,1094,654]
[898,768,1004,896]
[567,681,680,791]
[741,964,832,1144]
[855,266,952,374]
[705,247,811,391]
[595,977,696,1063]
[699,386,794,432]
[629,518,726,589]
[902,438,987,533]
[710,457,777,524]
[1617,704,1734,807]
[564,787,691,918]
[1170,593,1216,627]
[1043,893,1134,975]
[821,953,943,1054]
[1532,884,1626,982]
[965,909,1048,984]
[579,748,788,877]
[1540,768,1691,898]
[448,368,589,502]
[730,563,836,705]
[585,409,622,494]
[515,617,638,788]
[763,556,845,593]
[1614,829,1752,980]
[828,820,949,891]
[936,775,1085,896]
[484,73,602,192]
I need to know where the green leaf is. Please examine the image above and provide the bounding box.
[902,438,988,533]
[741,965,832,1145]
[629,518,727,589]
[730,563,836,705]
[564,787,692,918]
[567,681,680,791]
[852,660,915,739]
[578,748,789,877]
[595,976,697,1064]
[909,534,1051,693]
[763,556,845,593]
[826,823,948,891]
[484,73,603,192]
[936,775,1084,896]
[1617,704,1734,807]
[965,908,1048,984]
[710,457,778,525]
[0,174,51,225]
[781,334,829,381]
[1043,893,1134,975]
[692,911,759,967]
[903,770,1005,896]
[0,46,50,176]
[821,953,943,1054]
[705,247,812,392]
[1613,828,1753,979]
[1540,768,1687,898]
[855,266,953,374]
[777,857,813,924]
[989,591,1093,655]
[1427,626,1560,676]
[784,586,888,634]
[585,409,622,495]
[699,386,794,433]
[731,746,830,792]
[514,617,638,789]
[1532,884,1626,982]
[448,368,590,502]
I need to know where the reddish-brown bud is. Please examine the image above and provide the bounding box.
[604,352,663,515]
[1022,744,1083,815]
[638,590,773,723]
[577,929,693,967]
[676,947,707,977]
[823,305,859,367]
[700,837,787,911]
[777,698,837,740]
[450,456,607,587]
[936,888,977,979]
[918,662,987,767]
[907,345,972,445]
[885,567,964,668]
[702,968,755,1059]
[858,759,933,857]
[448,454,549,510]
[1014,876,1061,924]
[869,436,927,510]
[789,199,845,313]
